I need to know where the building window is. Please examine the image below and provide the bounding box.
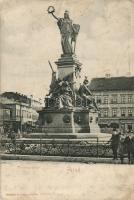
[121,108,126,117]
[16,109,20,117]
[22,110,24,117]
[128,124,132,131]
[128,95,133,103]
[103,109,108,117]
[3,109,10,120]
[103,95,108,104]
[112,108,117,117]
[10,111,13,119]
[111,95,117,104]
[121,95,126,104]
[96,117,98,123]
[29,112,32,119]
[128,108,133,117]
[22,110,26,118]
[0,109,3,120]
[96,96,101,104]
[27,111,29,118]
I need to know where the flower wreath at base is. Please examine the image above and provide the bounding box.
[74,115,81,124]
[63,115,71,123]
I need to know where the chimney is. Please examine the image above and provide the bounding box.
[105,73,111,78]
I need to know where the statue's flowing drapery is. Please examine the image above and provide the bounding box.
[57,18,80,54]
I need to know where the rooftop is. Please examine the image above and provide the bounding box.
[89,76,134,92]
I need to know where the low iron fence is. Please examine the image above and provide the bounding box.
[0,137,113,157]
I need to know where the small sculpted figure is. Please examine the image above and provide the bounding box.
[78,77,98,110]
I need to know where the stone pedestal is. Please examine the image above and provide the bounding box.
[38,108,95,136]
[55,54,82,90]
[73,109,90,133]
[39,109,75,133]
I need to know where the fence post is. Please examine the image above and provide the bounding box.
[67,137,70,157]
[97,137,99,157]
[40,136,42,156]
[14,138,16,155]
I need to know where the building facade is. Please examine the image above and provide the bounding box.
[90,76,134,132]
[0,92,41,133]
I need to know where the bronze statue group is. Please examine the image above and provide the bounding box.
[45,74,98,111]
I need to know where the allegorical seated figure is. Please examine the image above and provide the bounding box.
[46,75,74,109]
[78,77,98,111]
[58,81,74,109]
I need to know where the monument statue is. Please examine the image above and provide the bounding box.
[47,6,80,55]
[37,7,100,135]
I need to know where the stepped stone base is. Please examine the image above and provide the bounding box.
[55,54,82,67]
[24,133,95,139]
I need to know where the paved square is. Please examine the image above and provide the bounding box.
[1,160,134,200]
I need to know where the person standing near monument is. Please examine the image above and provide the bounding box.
[130,133,134,164]
[124,130,133,164]
[118,131,126,164]
[110,128,120,160]
[8,130,16,146]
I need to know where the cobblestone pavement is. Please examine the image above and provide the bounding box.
[1,160,134,200]
[0,153,131,164]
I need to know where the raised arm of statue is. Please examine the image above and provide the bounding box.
[47,6,59,21]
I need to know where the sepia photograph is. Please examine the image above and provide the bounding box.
[0,0,134,199]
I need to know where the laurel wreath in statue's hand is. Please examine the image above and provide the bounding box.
[47,6,55,14]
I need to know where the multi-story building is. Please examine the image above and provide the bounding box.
[4,102,39,132]
[89,76,134,132]
[1,92,43,109]
[0,92,41,133]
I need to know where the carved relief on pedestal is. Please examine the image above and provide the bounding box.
[74,114,81,124]
[63,115,71,123]
[45,114,53,124]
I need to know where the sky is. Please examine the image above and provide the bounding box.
[1,0,134,99]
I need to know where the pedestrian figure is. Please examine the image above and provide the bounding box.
[124,130,132,164]
[18,128,22,138]
[130,133,134,164]
[118,132,126,164]
[110,128,120,160]
[7,129,12,139]
[10,131,16,145]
